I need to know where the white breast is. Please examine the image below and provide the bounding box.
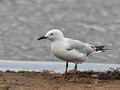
[51,42,86,63]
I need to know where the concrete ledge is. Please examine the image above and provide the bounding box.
[0,60,119,72]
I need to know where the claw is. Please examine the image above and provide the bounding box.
[73,63,78,80]
[73,71,78,80]
[63,74,67,80]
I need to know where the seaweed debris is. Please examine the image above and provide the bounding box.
[68,68,120,80]
[1,68,120,80]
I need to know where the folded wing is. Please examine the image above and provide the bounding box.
[64,38,95,55]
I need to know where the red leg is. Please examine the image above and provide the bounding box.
[73,63,77,80]
[64,61,68,80]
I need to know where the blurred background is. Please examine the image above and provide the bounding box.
[0,0,120,64]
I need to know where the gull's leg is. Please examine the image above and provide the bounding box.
[73,63,77,80]
[64,61,68,80]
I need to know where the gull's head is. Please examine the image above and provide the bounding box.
[37,29,64,42]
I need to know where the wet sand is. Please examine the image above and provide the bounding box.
[0,70,120,90]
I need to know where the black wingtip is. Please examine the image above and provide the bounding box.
[95,45,110,52]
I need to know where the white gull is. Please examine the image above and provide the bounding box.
[37,29,109,80]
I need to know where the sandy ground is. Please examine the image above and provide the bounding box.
[0,71,120,90]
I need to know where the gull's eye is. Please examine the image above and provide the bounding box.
[51,33,53,35]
